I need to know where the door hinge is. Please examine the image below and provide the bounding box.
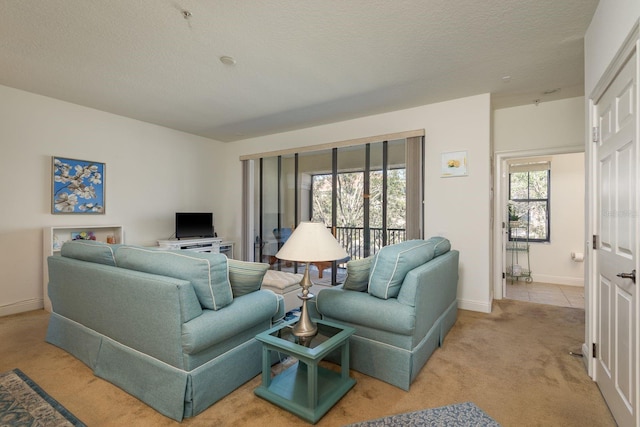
[592,234,599,249]
[592,126,599,143]
[592,343,597,358]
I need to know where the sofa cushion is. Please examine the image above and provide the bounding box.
[227,259,269,297]
[61,240,120,266]
[115,246,232,310]
[317,287,415,336]
[343,256,373,292]
[261,270,302,292]
[368,240,435,299]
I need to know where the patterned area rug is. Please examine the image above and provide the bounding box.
[345,402,501,427]
[0,369,86,426]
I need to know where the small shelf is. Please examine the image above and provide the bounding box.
[506,241,529,252]
[507,223,532,283]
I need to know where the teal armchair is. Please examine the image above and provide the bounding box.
[311,238,459,390]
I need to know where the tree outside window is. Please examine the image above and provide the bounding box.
[312,169,406,257]
[312,169,406,229]
[509,169,550,242]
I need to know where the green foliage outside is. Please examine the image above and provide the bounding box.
[311,169,406,229]
[509,170,549,241]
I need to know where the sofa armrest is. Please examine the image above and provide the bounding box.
[271,293,286,323]
[182,290,282,354]
[398,250,459,340]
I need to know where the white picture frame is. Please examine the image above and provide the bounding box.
[441,151,468,177]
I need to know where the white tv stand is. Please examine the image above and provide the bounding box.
[157,237,222,253]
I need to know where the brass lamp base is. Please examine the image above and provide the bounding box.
[292,263,317,339]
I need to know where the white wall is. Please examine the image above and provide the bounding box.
[493,97,585,152]
[0,82,587,317]
[220,94,493,313]
[0,85,224,316]
[585,0,640,96]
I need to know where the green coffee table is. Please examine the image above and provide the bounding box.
[254,318,356,424]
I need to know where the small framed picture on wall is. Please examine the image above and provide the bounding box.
[51,156,105,214]
[441,151,468,177]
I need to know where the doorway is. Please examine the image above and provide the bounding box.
[494,150,586,309]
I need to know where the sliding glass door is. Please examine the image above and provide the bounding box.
[247,136,422,285]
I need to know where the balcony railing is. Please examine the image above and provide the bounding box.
[334,226,406,260]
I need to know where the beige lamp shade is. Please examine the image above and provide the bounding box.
[275,221,348,262]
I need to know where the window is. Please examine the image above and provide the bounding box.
[311,168,407,258]
[240,131,424,275]
[508,162,550,242]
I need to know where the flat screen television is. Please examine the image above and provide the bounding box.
[175,212,214,239]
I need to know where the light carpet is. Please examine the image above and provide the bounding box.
[0,368,85,426]
[0,300,616,426]
[344,402,500,426]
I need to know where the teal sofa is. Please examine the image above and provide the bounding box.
[45,241,284,421]
[310,237,459,390]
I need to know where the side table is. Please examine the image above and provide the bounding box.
[254,318,356,424]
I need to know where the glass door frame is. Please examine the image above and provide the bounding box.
[241,131,425,286]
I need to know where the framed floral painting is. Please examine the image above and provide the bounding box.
[441,151,468,177]
[51,156,105,214]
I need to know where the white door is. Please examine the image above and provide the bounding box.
[594,50,638,427]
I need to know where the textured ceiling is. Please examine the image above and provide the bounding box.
[0,1,598,142]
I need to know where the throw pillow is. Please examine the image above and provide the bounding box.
[368,240,435,299]
[343,256,373,292]
[115,246,232,311]
[228,259,269,297]
[60,240,120,266]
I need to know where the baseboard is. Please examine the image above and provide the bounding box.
[582,343,592,375]
[532,274,584,287]
[0,299,44,317]
[457,298,492,313]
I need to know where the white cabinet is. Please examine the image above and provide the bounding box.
[157,238,234,259]
[43,224,124,311]
[157,237,222,253]
[220,241,234,259]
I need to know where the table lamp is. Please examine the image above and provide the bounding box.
[275,221,348,338]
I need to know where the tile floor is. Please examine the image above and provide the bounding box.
[505,280,585,309]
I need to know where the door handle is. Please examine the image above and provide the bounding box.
[616,269,636,284]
